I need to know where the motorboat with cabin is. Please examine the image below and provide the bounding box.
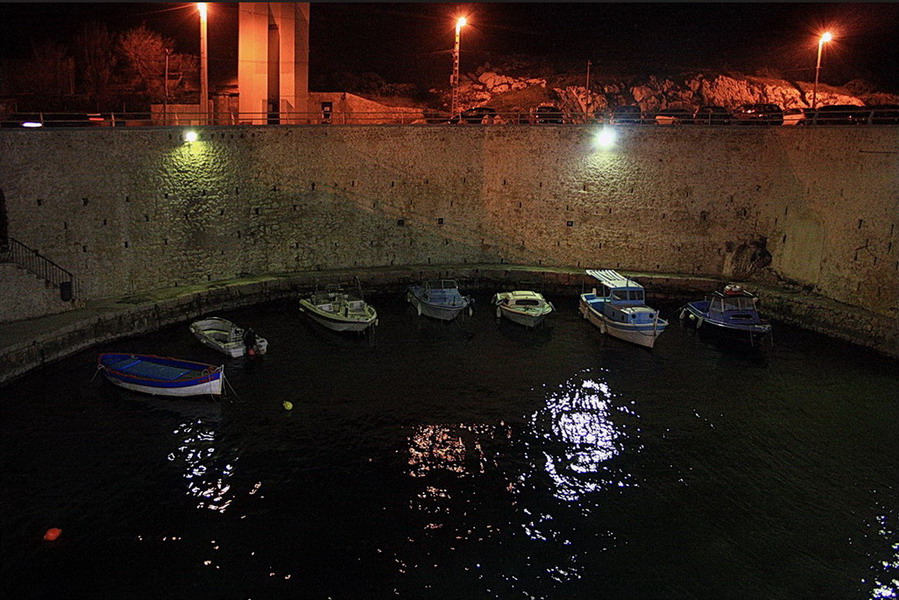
[578,269,668,349]
[679,283,772,345]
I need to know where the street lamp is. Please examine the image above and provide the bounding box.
[451,16,467,118]
[198,3,209,125]
[811,31,833,110]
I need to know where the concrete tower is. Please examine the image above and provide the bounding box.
[238,2,309,124]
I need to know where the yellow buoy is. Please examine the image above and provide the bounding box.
[283,401,293,411]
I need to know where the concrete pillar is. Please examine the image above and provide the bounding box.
[238,2,309,124]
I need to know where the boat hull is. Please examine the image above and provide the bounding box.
[579,296,667,349]
[299,300,377,332]
[98,353,224,397]
[103,373,223,397]
[680,303,772,338]
[497,306,550,328]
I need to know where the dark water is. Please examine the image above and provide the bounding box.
[2,292,897,599]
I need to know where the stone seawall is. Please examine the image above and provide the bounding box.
[1,265,895,386]
[1,125,897,323]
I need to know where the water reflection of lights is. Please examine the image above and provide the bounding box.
[865,508,898,599]
[407,423,499,479]
[529,372,639,503]
[167,418,236,513]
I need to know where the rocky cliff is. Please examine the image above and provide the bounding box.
[446,68,899,116]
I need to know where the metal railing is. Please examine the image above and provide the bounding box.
[1,108,897,128]
[1,238,79,301]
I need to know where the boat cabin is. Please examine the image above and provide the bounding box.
[706,290,762,322]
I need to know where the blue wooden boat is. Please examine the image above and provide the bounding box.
[679,284,772,345]
[578,269,668,348]
[97,353,224,397]
[407,279,473,321]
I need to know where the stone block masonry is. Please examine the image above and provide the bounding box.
[0,125,896,323]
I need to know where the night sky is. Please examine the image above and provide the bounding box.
[1,2,897,92]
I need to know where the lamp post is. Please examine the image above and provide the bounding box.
[198,3,209,125]
[811,31,832,110]
[451,16,467,118]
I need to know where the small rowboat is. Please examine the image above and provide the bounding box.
[407,279,473,321]
[492,290,554,328]
[97,353,224,397]
[189,317,268,358]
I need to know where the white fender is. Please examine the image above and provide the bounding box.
[600,321,607,335]
[696,316,704,329]
[416,303,422,317]
[496,306,502,319]
[679,309,687,320]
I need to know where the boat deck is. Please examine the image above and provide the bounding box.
[107,357,197,381]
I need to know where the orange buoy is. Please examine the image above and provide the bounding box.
[43,528,62,541]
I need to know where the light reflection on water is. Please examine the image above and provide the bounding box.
[866,506,899,599]
[526,370,639,504]
[2,295,898,599]
[167,418,236,513]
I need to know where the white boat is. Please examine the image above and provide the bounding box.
[97,353,224,397]
[407,279,473,321]
[578,269,668,349]
[189,317,268,358]
[299,282,378,333]
[492,290,554,328]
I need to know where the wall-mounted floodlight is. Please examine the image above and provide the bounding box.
[184,130,198,143]
[593,127,617,149]
[22,121,43,128]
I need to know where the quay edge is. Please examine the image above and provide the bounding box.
[1,265,896,387]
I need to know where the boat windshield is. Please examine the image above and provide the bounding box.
[610,288,644,302]
[723,297,756,311]
[427,279,458,290]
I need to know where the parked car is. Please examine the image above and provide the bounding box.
[609,105,643,124]
[782,107,814,126]
[869,104,899,125]
[534,105,564,124]
[654,108,694,125]
[460,106,498,124]
[811,104,869,125]
[731,103,784,126]
[693,105,731,125]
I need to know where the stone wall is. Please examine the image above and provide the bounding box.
[0,125,896,319]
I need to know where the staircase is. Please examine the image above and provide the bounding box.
[1,238,79,301]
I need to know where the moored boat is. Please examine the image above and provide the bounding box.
[298,282,378,333]
[679,283,772,346]
[189,316,268,358]
[492,290,554,328]
[578,269,668,349]
[97,353,224,397]
[407,279,473,321]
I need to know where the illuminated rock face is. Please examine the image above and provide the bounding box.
[451,70,890,116]
[0,126,896,323]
